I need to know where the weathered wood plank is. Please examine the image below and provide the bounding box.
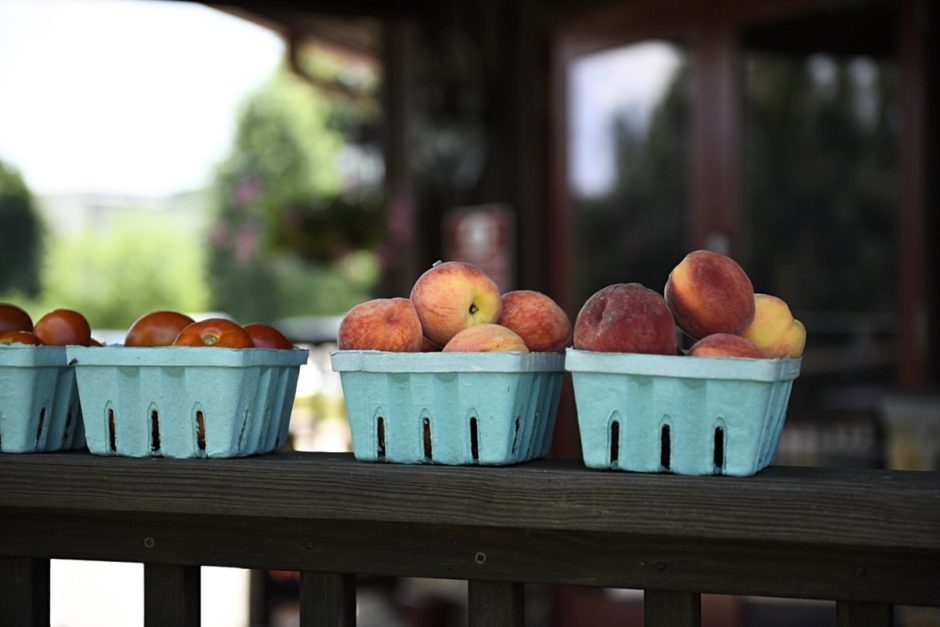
[0,452,937,552]
[144,563,200,627]
[837,602,893,627]
[468,580,525,627]
[300,571,356,627]
[1,511,937,606]
[0,557,49,627]
[645,589,701,627]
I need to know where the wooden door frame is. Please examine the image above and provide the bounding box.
[547,0,931,399]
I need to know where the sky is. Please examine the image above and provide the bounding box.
[570,41,681,197]
[0,0,284,197]
[0,0,679,200]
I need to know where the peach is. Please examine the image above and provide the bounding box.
[688,333,764,358]
[741,293,806,358]
[337,298,423,352]
[664,249,755,340]
[442,324,529,353]
[410,261,502,347]
[573,283,677,355]
[497,290,572,352]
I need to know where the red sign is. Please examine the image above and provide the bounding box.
[443,204,515,293]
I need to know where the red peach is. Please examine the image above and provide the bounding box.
[410,261,502,347]
[497,290,572,352]
[664,250,755,340]
[573,283,677,355]
[337,298,423,352]
[688,333,764,358]
[442,324,529,353]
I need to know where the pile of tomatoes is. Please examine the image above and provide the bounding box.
[0,304,293,350]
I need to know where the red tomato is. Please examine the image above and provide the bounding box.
[33,309,92,346]
[0,330,44,345]
[173,318,254,348]
[243,323,294,350]
[0,303,33,334]
[125,310,195,347]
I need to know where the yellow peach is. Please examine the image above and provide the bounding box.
[741,294,806,358]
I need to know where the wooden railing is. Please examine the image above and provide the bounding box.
[1,451,938,626]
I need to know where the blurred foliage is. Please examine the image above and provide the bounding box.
[39,214,209,330]
[209,48,384,323]
[741,54,898,312]
[574,62,691,306]
[574,51,898,315]
[0,160,42,296]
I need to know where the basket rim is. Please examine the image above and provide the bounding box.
[565,348,800,382]
[66,345,309,368]
[331,349,565,373]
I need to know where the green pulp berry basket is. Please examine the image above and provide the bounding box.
[566,348,801,476]
[67,345,308,458]
[331,350,565,466]
[0,344,85,453]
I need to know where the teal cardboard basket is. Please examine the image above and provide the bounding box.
[566,348,801,476]
[0,345,85,453]
[331,350,565,465]
[67,346,308,458]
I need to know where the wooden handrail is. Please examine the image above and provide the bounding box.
[1,451,938,626]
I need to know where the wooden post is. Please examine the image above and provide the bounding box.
[300,572,356,627]
[468,580,525,627]
[0,557,49,627]
[837,602,893,627]
[144,563,200,627]
[645,589,701,627]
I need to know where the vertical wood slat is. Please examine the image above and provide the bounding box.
[0,557,50,627]
[837,602,894,627]
[468,580,525,627]
[144,563,200,627]
[645,589,702,627]
[300,572,356,627]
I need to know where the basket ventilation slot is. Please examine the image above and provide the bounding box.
[196,410,206,451]
[35,407,46,445]
[376,417,386,460]
[660,424,671,470]
[610,420,620,465]
[714,426,725,472]
[423,417,432,461]
[470,417,479,463]
[150,409,161,454]
[108,408,116,452]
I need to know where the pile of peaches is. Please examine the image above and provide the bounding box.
[339,250,805,360]
[0,305,294,350]
[338,260,572,353]
[576,249,806,359]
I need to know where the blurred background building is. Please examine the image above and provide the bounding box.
[0,0,937,625]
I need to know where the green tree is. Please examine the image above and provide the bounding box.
[41,214,209,329]
[0,160,42,296]
[209,51,383,323]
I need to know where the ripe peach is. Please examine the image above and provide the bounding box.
[410,261,502,347]
[442,324,529,353]
[337,298,423,352]
[688,333,764,358]
[741,294,806,358]
[497,290,572,352]
[573,283,677,355]
[664,250,755,340]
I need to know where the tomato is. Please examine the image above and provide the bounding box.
[173,318,254,348]
[243,323,294,349]
[125,310,195,347]
[33,309,92,346]
[0,330,44,345]
[87,337,103,347]
[0,303,33,334]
